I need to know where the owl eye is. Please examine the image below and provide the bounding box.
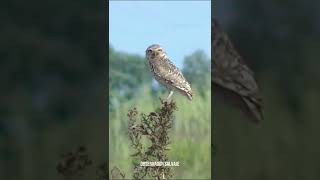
[147,49,152,53]
[158,49,163,52]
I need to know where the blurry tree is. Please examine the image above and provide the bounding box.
[109,45,152,110]
[182,50,210,96]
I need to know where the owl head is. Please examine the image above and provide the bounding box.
[146,44,166,60]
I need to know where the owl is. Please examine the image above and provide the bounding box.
[146,44,193,100]
[212,18,264,123]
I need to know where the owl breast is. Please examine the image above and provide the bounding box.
[148,60,174,90]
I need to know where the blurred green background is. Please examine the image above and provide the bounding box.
[215,0,320,179]
[0,1,106,179]
[109,45,211,179]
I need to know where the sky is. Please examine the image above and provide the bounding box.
[109,1,211,68]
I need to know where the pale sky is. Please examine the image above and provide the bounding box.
[109,1,211,68]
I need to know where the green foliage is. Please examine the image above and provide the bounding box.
[182,50,211,96]
[109,86,211,179]
[109,45,152,110]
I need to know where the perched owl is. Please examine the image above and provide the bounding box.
[212,18,264,123]
[146,44,193,100]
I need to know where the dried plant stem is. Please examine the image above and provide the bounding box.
[128,99,177,179]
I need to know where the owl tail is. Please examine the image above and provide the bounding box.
[184,90,193,101]
[242,96,264,123]
[186,92,193,101]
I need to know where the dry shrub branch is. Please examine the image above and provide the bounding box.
[128,99,177,180]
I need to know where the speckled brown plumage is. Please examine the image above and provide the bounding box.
[212,18,264,123]
[146,44,193,100]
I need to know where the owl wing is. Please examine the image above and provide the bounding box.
[152,57,192,99]
[213,33,259,97]
[213,31,263,122]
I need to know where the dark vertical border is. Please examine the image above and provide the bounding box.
[211,0,216,180]
[104,0,110,178]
